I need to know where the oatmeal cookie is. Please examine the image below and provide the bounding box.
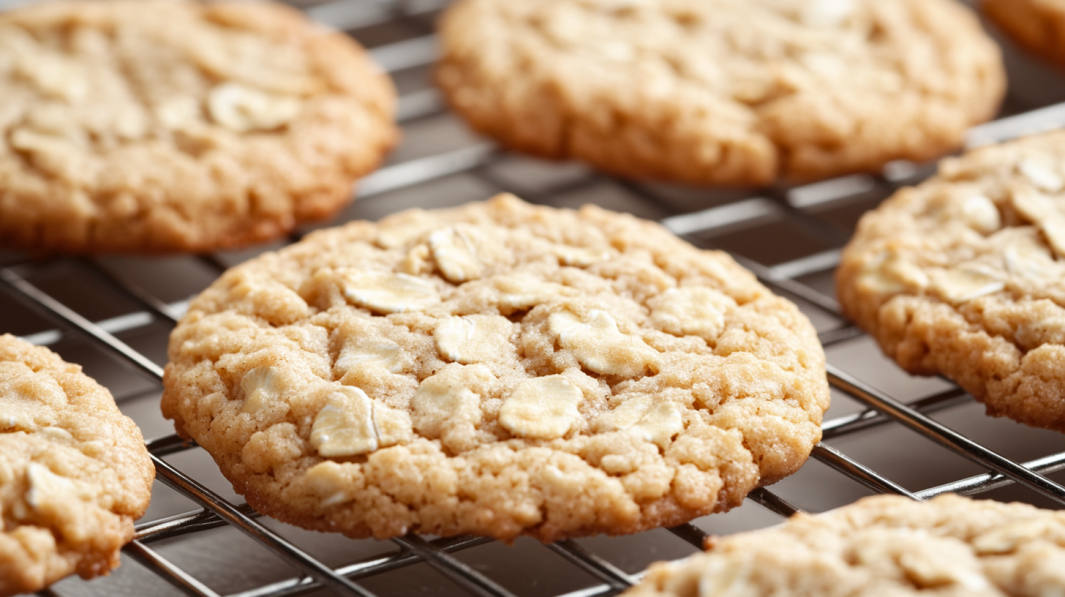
[436,0,1004,187]
[626,494,1065,597]
[984,0,1065,68]
[161,194,829,542]
[0,335,154,597]
[839,130,1065,432]
[0,0,396,253]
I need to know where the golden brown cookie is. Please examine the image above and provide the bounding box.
[0,335,154,597]
[984,0,1065,67]
[161,194,829,542]
[839,130,1065,432]
[436,0,1005,187]
[626,494,1065,597]
[0,0,396,254]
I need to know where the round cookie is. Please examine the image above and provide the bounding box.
[839,130,1065,432]
[0,0,396,254]
[626,494,1065,597]
[983,0,1065,67]
[161,194,830,542]
[0,335,154,597]
[436,0,1005,187]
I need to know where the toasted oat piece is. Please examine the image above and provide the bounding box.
[0,335,154,597]
[436,0,1004,186]
[626,494,1065,597]
[0,0,396,253]
[839,130,1065,432]
[161,194,829,542]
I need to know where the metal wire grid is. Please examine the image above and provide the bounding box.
[5,0,1065,595]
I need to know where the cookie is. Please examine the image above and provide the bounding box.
[436,0,1005,187]
[983,0,1065,67]
[838,130,1065,432]
[0,0,396,254]
[160,194,829,542]
[626,494,1065,597]
[0,335,154,597]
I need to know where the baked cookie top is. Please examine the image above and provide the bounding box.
[436,0,1004,187]
[838,130,1065,432]
[161,194,829,542]
[626,494,1065,597]
[0,0,396,254]
[0,335,154,597]
[984,0,1065,68]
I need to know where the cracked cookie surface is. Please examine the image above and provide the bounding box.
[839,130,1065,432]
[0,0,396,253]
[625,494,1065,597]
[436,0,1004,187]
[0,334,154,597]
[161,194,829,542]
[983,0,1065,68]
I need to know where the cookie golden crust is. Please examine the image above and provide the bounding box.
[161,194,829,542]
[984,0,1065,68]
[838,131,1065,432]
[0,0,396,254]
[436,0,1005,187]
[626,494,1065,597]
[0,335,154,597]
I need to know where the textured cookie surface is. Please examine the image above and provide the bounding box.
[161,194,829,542]
[984,0,1065,67]
[0,335,154,597]
[838,130,1065,432]
[0,0,396,253]
[626,494,1065,597]
[437,0,1004,186]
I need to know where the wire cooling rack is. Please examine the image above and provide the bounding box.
[7,1,1065,596]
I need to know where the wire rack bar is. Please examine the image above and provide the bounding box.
[546,541,634,592]
[746,487,803,517]
[358,143,497,198]
[227,536,495,597]
[0,268,166,380]
[811,443,920,500]
[729,254,841,315]
[152,455,380,597]
[82,258,185,324]
[828,365,1065,506]
[124,541,222,597]
[666,524,709,549]
[917,450,1065,499]
[135,508,229,544]
[392,534,517,597]
[820,387,970,440]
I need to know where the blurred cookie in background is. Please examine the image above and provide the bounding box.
[0,0,397,253]
[984,0,1065,69]
[437,0,1005,187]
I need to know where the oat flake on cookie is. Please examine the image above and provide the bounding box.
[161,194,829,542]
[839,130,1065,433]
[0,0,396,253]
